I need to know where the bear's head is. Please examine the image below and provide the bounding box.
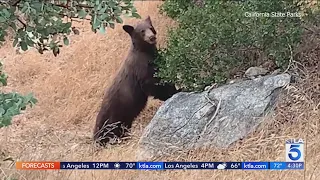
[123,16,157,46]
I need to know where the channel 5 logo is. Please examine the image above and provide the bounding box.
[285,139,304,162]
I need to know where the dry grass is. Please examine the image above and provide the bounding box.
[0,1,319,180]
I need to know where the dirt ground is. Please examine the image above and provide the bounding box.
[0,1,319,180]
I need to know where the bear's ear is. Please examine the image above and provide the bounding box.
[145,15,152,25]
[123,25,134,35]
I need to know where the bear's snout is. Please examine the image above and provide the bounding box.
[149,36,156,42]
[143,28,157,44]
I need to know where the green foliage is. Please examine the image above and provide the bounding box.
[0,61,37,128]
[0,0,140,56]
[0,92,37,128]
[159,0,192,19]
[156,0,309,91]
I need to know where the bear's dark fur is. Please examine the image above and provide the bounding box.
[93,16,179,145]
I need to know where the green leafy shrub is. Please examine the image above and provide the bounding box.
[159,0,192,19]
[157,0,306,91]
[0,62,37,127]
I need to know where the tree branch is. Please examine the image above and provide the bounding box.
[51,2,93,21]
[9,0,20,6]
[58,12,91,21]
[52,2,94,10]
[0,0,22,6]
[17,17,26,29]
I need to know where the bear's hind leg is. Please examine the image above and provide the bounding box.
[119,116,135,138]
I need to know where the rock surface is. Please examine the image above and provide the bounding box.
[137,73,291,160]
[245,67,269,79]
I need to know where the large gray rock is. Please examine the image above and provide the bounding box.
[137,73,291,160]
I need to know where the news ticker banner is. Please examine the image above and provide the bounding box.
[16,161,304,170]
[15,139,304,171]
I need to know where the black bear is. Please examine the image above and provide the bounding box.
[93,16,179,145]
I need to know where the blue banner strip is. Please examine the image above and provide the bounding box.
[58,162,304,170]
